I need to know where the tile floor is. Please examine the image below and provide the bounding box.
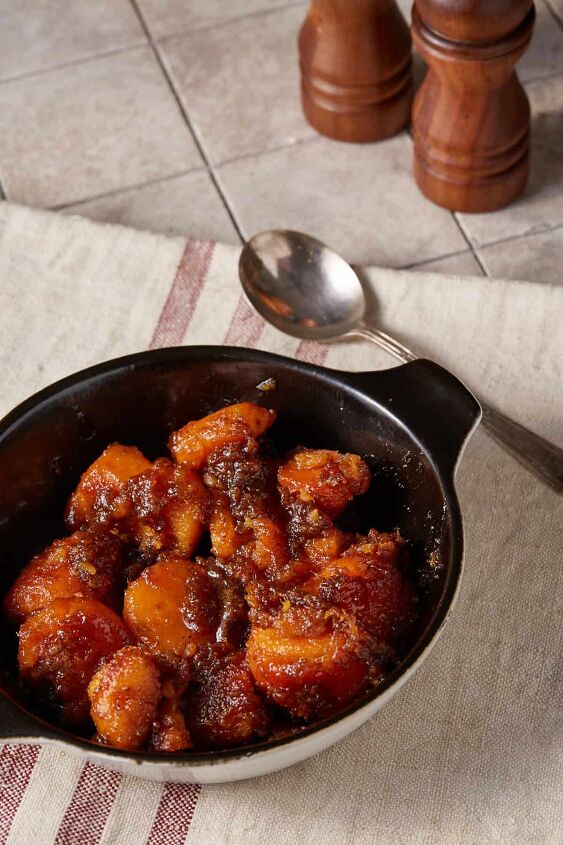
[1,0,562,283]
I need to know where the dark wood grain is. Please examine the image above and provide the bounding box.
[411,0,535,212]
[298,0,413,142]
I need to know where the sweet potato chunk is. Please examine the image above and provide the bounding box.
[278,449,371,518]
[169,403,276,469]
[209,491,251,561]
[116,459,207,560]
[4,528,123,625]
[311,530,415,641]
[150,681,192,752]
[185,644,270,748]
[66,444,151,531]
[88,646,161,750]
[246,596,368,720]
[123,557,218,667]
[18,597,130,722]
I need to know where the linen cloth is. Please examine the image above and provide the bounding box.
[0,201,561,845]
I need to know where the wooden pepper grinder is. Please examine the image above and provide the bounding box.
[298,0,413,142]
[411,0,535,213]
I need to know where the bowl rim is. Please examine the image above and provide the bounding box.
[0,345,465,766]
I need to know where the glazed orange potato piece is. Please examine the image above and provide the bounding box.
[18,597,130,722]
[150,685,192,752]
[246,595,368,720]
[169,402,276,469]
[185,644,270,748]
[123,557,218,667]
[278,449,371,518]
[88,646,161,750]
[66,443,151,531]
[4,528,122,625]
[310,530,415,641]
[5,400,418,753]
[116,459,207,560]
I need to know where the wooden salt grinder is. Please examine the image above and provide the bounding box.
[411,0,535,213]
[298,0,413,142]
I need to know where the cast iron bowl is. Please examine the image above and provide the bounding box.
[0,346,480,783]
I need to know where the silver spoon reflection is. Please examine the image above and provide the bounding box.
[239,229,562,493]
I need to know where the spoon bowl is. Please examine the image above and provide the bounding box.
[239,230,365,341]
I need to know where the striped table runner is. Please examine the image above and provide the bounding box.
[0,202,561,845]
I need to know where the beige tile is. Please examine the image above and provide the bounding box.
[138,0,301,39]
[477,227,563,285]
[62,171,240,243]
[409,251,484,276]
[217,133,467,266]
[0,0,145,82]
[160,5,313,165]
[0,48,202,208]
[457,75,563,248]
[519,0,563,83]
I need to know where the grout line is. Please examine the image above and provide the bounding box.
[128,0,245,242]
[451,213,489,275]
[0,41,146,87]
[156,1,307,44]
[402,247,478,271]
[476,220,563,251]
[214,134,319,170]
[51,167,205,211]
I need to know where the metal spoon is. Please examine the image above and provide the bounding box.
[239,229,563,493]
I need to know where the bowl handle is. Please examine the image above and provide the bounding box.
[344,359,481,479]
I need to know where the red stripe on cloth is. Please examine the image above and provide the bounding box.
[150,240,215,349]
[295,340,328,366]
[223,295,264,347]
[146,783,201,845]
[53,763,121,845]
[0,744,40,845]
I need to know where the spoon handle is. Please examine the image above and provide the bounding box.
[353,323,563,493]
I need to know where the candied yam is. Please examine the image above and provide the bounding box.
[169,403,276,469]
[185,644,269,748]
[303,527,350,566]
[312,531,415,640]
[4,528,123,626]
[246,608,368,720]
[278,449,371,517]
[116,459,208,560]
[251,515,290,575]
[18,597,130,722]
[66,444,151,531]
[209,491,252,560]
[88,646,161,750]
[123,557,218,667]
[150,684,192,752]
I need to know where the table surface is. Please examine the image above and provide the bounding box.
[1,0,562,283]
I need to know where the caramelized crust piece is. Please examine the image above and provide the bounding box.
[209,491,252,561]
[4,528,123,625]
[66,444,151,531]
[185,644,270,748]
[169,403,276,469]
[123,557,218,667]
[246,594,368,720]
[88,646,161,750]
[309,530,415,641]
[278,449,371,518]
[116,459,208,561]
[18,597,130,722]
[150,680,192,752]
